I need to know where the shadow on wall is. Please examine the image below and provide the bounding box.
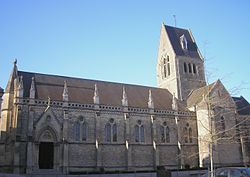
[202,156,210,168]
[0,129,15,174]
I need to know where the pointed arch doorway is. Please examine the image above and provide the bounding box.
[39,142,54,169]
[38,127,57,169]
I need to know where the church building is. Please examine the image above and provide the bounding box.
[0,24,249,175]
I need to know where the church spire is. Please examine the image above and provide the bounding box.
[5,59,18,93]
[93,83,99,104]
[62,81,69,102]
[122,86,128,107]
[148,89,154,109]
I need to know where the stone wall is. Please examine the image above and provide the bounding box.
[0,97,198,174]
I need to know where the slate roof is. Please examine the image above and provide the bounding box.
[164,25,202,59]
[187,82,215,108]
[232,96,250,115]
[18,71,187,111]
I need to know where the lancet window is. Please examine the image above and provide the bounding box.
[135,120,145,143]
[73,121,81,141]
[160,122,170,143]
[162,56,171,78]
[184,123,193,143]
[105,118,117,142]
[73,116,88,142]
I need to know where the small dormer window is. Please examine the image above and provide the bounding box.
[180,34,188,50]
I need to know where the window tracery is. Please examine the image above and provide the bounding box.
[160,122,170,143]
[184,123,193,143]
[73,116,88,142]
[135,120,145,143]
[105,118,117,142]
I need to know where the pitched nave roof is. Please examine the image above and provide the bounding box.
[232,96,250,115]
[18,71,187,111]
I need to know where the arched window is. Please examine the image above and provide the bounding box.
[162,56,170,78]
[105,123,111,142]
[220,116,225,130]
[184,62,187,73]
[189,128,193,143]
[193,64,196,74]
[140,125,145,142]
[105,118,117,142]
[160,126,165,143]
[160,122,170,143]
[112,123,117,142]
[135,120,145,143]
[73,122,81,141]
[73,117,88,142]
[82,122,88,141]
[184,123,192,143]
[184,127,188,143]
[167,56,171,76]
[165,126,170,143]
[135,125,140,142]
[188,63,192,73]
[220,116,226,137]
[163,58,167,78]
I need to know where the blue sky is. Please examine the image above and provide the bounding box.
[0,0,250,101]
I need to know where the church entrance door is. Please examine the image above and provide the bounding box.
[39,142,54,169]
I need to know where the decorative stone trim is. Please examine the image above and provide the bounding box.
[18,98,196,117]
[128,107,149,113]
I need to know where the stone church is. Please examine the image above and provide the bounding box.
[0,24,249,175]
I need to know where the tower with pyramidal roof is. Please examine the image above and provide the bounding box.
[156,23,206,102]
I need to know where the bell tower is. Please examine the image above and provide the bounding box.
[156,23,206,101]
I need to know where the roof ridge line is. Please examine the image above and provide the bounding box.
[18,70,169,91]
